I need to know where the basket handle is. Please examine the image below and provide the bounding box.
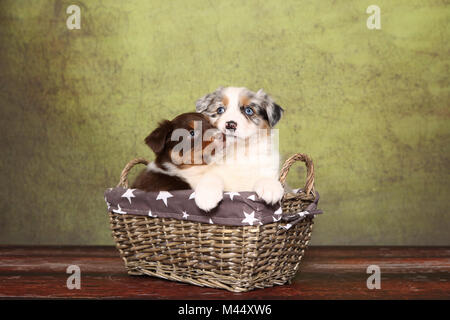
[117,158,149,188]
[117,154,315,192]
[279,153,315,196]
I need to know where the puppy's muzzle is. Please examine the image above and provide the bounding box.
[225,121,237,131]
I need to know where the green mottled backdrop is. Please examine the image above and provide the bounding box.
[0,0,449,245]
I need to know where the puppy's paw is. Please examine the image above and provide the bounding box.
[194,176,224,212]
[195,186,223,212]
[254,178,284,205]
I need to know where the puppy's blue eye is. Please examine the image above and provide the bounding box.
[244,107,254,115]
[217,107,225,114]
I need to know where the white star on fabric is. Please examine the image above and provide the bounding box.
[224,192,240,200]
[247,195,256,201]
[241,211,259,226]
[297,211,308,217]
[121,189,136,204]
[105,196,111,210]
[273,215,282,222]
[148,210,157,217]
[274,207,282,215]
[209,218,213,224]
[182,211,189,219]
[156,191,173,206]
[113,204,127,215]
[282,223,292,230]
[189,191,195,200]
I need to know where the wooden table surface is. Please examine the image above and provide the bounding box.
[0,246,448,299]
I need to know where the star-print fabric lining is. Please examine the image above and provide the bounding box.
[104,188,322,229]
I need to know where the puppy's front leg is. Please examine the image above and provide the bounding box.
[254,177,284,205]
[194,174,224,212]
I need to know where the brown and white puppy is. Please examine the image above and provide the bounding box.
[194,87,284,211]
[132,112,224,192]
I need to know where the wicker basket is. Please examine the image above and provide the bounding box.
[108,153,318,292]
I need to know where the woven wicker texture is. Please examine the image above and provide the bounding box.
[109,153,317,292]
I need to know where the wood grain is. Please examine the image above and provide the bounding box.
[0,246,448,299]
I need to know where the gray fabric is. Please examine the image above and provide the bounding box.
[104,187,322,228]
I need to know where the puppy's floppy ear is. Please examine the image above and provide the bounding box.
[145,120,173,154]
[256,89,284,127]
[195,86,223,113]
[267,102,284,127]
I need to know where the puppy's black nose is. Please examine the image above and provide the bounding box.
[225,121,237,131]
